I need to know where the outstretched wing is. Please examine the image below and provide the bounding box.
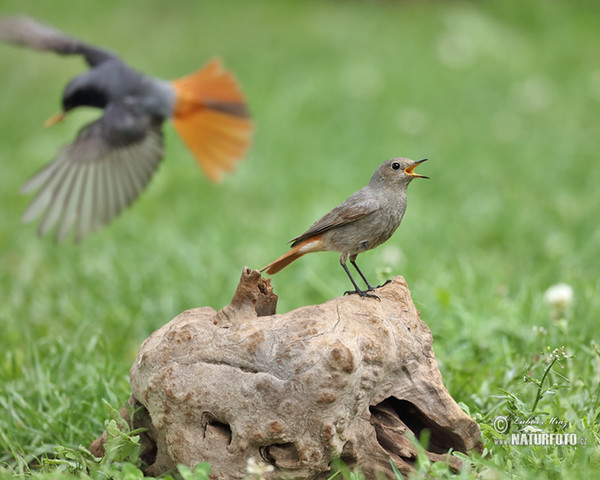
[21,101,164,243]
[290,188,379,247]
[0,15,115,66]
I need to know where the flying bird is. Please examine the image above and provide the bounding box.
[261,157,428,298]
[0,16,252,242]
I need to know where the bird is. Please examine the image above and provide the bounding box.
[0,15,252,242]
[260,157,428,298]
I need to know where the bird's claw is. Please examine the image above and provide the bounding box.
[344,289,380,300]
[376,279,392,289]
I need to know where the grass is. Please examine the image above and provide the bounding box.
[1,0,599,478]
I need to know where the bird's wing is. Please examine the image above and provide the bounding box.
[0,15,115,66]
[21,101,164,243]
[290,189,379,247]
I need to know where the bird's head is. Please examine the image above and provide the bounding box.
[45,74,109,127]
[371,157,429,188]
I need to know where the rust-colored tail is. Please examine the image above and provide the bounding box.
[261,236,324,275]
[171,58,252,183]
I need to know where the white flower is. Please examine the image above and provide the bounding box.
[543,283,574,310]
[550,346,569,361]
[246,457,274,478]
[532,325,548,336]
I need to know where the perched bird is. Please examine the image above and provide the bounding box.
[0,16,252,242]
[261,157,428,298]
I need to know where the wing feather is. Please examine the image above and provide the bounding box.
[21,159,71,223]
[0,15,115,65]
[290,188,379,247]
[55,166,84,242]
[74,164,94,243]
[21,101,164,242]
[37,163,78,235]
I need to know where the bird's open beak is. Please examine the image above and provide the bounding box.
[44,111,66,128]
[404,158,429,179]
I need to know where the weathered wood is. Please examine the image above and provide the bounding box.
[91,267,481,478]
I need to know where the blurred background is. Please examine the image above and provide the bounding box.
[1,0,599,476]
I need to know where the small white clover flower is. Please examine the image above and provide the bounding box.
[543,283,574,310]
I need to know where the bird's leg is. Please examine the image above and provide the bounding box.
[350,254,392,289]
[340,254,379,300]
[349,254,376,291]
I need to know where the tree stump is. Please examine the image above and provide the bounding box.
[91,267,481,478]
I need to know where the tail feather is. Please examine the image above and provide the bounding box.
[261,249,305,275]
[261,236,324,275]
[197,140,238,173]
[171,58,252,183]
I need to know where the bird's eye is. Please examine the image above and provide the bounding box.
[392,162,400,170]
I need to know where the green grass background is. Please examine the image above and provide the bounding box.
[1,0,599,478]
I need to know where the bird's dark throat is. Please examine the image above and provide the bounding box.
[64,87,108,110]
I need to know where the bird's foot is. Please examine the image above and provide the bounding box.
[375,279,392,289]
[344,288,380,300]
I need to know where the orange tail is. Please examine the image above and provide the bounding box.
[260,236,325,275]
[171,58,253,183]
